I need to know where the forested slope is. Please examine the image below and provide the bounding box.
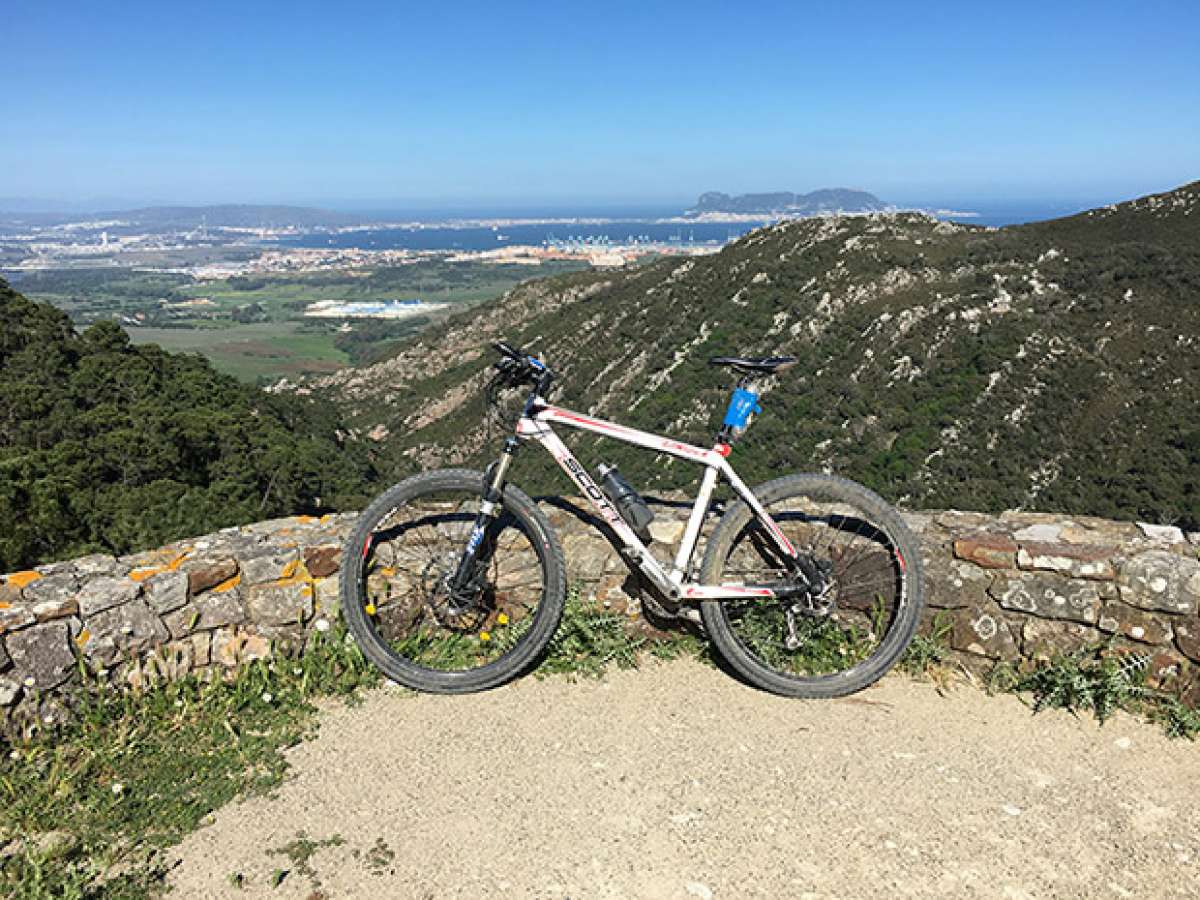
[0,280,374,570]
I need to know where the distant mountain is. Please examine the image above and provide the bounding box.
[0,203,366,229]
[302,180,1200,530]
[688,188,888,216]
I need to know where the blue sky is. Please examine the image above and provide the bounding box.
[4,0,1199,209]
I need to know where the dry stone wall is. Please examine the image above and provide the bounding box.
[2,501,1198,735]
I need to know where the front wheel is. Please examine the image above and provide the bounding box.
[700,474,924,699]
[340,469,566,693]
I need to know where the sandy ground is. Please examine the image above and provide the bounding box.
[168,660,1200,899]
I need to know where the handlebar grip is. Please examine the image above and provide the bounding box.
[493,340,523,360]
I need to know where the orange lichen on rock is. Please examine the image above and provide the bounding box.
[129,552,190,582]
[270,558,315,590]
[212,574,242,593]
[6,571,42,589]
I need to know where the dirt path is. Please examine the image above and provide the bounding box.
[168,660,1200,899]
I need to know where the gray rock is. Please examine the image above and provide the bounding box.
[990,572,1105,624]
[1015,542,1115,580]
[1011,523,1064,542]
[1021,619,1102,661]
[244,582,313,626]
[238,549,301,585]
[312,576,341,622]
[83,599,170,666]
[72,554,128,577]
[1096,604,1174,645]
[77,576,140,617]
[0,604,35,634]
[1118,551,1200,615]
[0,637,9,671]
[23,573,82,618]
[0,675,20,706]
[144,571,189,615]
[6,621,76,690]
[1174,620,1200,663]
[163,590,245,639]
[948,605,1019,659]
[1136,522,1186,544]
[922,550,993,609]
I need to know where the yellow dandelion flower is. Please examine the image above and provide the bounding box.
[497,613,509,625]
[365,603,377,615]
[479,631,492,642]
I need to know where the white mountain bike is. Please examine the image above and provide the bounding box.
[341,341,924,697]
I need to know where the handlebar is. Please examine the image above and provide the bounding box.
[491,340,553,395]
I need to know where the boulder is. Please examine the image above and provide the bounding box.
[1118,551,1200,615]
[990,572,1105,624]
[6,621,76,690]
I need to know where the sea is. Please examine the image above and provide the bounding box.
[277,200,1092,254]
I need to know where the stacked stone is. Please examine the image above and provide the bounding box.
[2,502,1199,734]
[913,511,1200,702]
[0,514,355,734]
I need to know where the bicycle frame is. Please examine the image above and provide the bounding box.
[514,399,800,601]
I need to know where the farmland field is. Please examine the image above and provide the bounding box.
[127,322,350,382]
[13,258,587,382]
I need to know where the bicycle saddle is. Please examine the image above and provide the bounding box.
[708,355,798,374]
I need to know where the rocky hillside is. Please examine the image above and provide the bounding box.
[303,182,1200,529]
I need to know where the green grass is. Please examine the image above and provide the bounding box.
[127,322,350,381]
[0,627,378,899]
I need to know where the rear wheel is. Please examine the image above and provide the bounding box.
[699,474,923,698]
[340,469,566,693]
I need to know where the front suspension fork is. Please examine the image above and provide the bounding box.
[448,437,519,593]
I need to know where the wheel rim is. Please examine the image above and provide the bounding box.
[359,487,548,673]
[715,494,909,681]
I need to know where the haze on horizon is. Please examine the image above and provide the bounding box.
[5,0,1199,211]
